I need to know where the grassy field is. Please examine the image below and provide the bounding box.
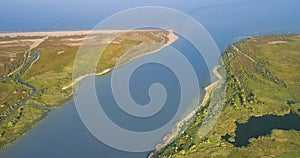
[0,30,173,148]
[157,35,300,157]
[0,105,48,148]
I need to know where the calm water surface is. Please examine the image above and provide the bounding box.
[222,113,300,147]
[1,0,300,158]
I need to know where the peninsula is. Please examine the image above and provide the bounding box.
[0,30,178,148]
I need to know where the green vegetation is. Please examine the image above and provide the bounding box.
[0,30,172,149]
[158,35,300,157]
[22,45,78,107]
[3,32,299,156]
[0,105,48,148]
[0,36,44,76]
[23,30,170,107]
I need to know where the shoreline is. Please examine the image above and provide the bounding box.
[61,30,178,90]
[0,29,178,90]
[0,29,176,37]
[0,30,120,37]
[148,65,223,158]
[1,28,218,153]
[0,29,178,150]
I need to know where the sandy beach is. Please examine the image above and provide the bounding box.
[148,65,223,158]
[0,30,124,37]
[0,29,177,37]
[61,30,178,90]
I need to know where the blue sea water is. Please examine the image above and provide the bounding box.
[1,0,300,158]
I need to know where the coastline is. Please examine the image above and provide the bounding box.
[0,29,176,37]
[0,29,179,150]
[0,29,178,90]
[61,30,178,90]
[3,33,299,157]
[148,65,223,158]
[0,30,122,37]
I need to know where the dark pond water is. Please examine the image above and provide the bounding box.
[223,112,300,147]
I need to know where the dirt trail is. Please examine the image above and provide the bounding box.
[232,45,255,62]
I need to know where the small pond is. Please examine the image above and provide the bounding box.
[223,112,300,147]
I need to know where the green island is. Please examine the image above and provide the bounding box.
[156,35,300,157]
[0,30,177,148]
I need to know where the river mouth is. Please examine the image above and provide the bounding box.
[223,112,300,147]
[2,1,300,157]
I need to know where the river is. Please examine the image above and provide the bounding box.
[1,0,300,158]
